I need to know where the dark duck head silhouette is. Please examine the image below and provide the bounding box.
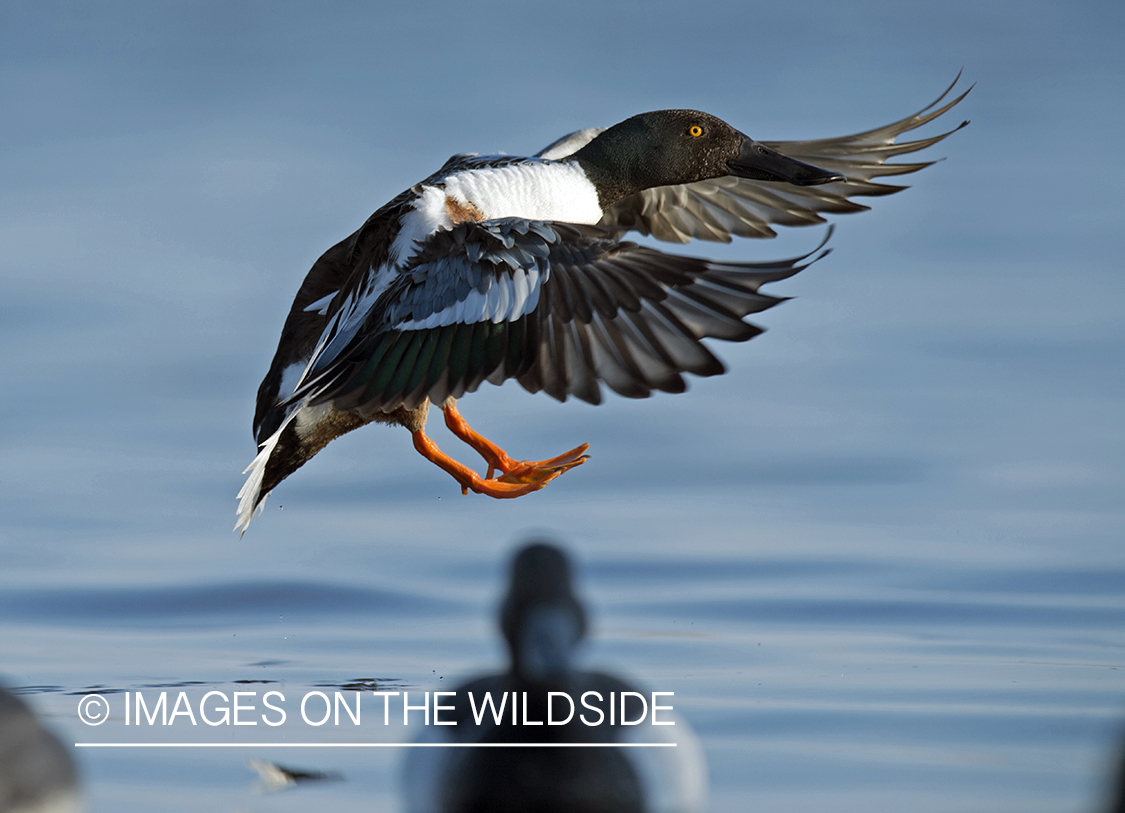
[402,541,707,813]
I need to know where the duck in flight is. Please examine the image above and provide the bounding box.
[237,77,970,533]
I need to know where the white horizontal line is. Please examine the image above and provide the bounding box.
[75,742,677,748]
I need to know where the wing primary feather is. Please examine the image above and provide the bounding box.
[335,331,394,404]
[427,324,457,392]
[385,331,425,400]
[361,331,409,404]
[587,259,643,312]
[537,315,563,401]
[405,329,441,396]
[637,299,727,376]
[587,312,651,399]
[571,264,618,318]
[611,309,689,392]
[483,321,507,378]
[566,320,603,404]
[446,322,473,388]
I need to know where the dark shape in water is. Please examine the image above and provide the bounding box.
[248,759,343,792]
[0,684,80,813]
[403,541,706,813]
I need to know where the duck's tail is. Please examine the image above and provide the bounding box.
[234,416,292,536]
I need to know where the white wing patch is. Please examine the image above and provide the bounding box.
[393,264,544,330]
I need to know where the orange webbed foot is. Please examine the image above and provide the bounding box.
[491,444,590,485]
[410,404,589,499]
[469,448,588,498]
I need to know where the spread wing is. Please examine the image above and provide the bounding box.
[540,75,971,243]
[288,218,831,414]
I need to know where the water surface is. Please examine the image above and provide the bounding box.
[2,1,1123,811]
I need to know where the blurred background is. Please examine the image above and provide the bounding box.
[1,1,1122,811]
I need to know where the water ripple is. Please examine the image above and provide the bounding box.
[0,580,461,628]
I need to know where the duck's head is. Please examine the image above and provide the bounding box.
[573,109,845,208]
[500,542,588,683]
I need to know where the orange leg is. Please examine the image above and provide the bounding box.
[412,426,586,499]
[441,402,589,484]
[441,402,517,479]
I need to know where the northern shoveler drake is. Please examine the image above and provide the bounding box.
[237,77,970,532]
[402,542,707,813]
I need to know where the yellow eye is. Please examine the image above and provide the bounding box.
[689,125,703,137]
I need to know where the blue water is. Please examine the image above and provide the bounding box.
[2,1,1123,811]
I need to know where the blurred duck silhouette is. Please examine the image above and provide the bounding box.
[1108,731,1125,813]
[403,542,706,813]
[0,686,80,813]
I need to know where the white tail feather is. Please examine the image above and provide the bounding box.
[234,415,293,535]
